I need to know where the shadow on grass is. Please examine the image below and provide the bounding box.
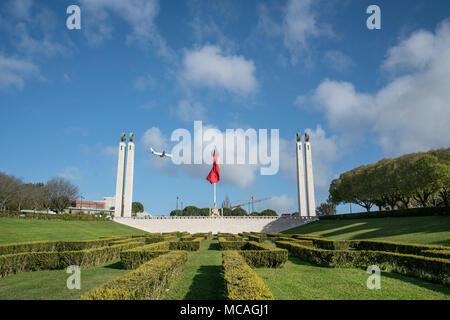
[103,261,124,270]
[184,265,226,300]
[285,216,450,245]
[379,270,450,296]
[288,256,450,296]
[208,242,221,251]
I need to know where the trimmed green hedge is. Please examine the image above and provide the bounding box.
[310,239,450,257]
[80,251,188,300]
[0,241,143,278]
[247,235,264,243]
[222,250,274,300]
[0,239,116,256]
[169,237,203,251]
[422,250,450,260]
[0,211,109,221]
[120,242,171,269]
[276,241,450,285]
[319,206,450,220]
[218,238,247,250]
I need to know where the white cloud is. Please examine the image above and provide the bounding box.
[102,146,117,156]
[266,194,296,214]
[79,0,171,57]
[58,167,81,180]
[171,100,207,122]
[311,79,375,144]
[323,50,355,71]
[134,74,156,91]
[308,21,450,155]
[0,54,39,90]
[182,45,258,94]
[258,0,331,64]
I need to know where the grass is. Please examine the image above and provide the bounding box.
[283,216,450,246]
[255,257,450,300]
[162,236,226,300]
[0,261,130,300]
[0,218,147,244]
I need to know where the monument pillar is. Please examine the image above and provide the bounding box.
[123,133,135,217]
[296,133,307,217]
[304,133,316,217]
[114,133,126,218]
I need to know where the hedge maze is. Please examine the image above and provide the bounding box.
[0,230,449,299]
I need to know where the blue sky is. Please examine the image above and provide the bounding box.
[1,0,449,215]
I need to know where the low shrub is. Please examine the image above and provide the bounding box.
[80,251,188,300]
[275,241,450,285]
[0,241,143,278]
[319,206,450,220]
[349,240,449,256]
[120,242,171,269]
[312,239,352,250]
[222,251,274,300]
[169,238,203,251]
[247,235,264,243]
[218,238,247,250]
[0,211,110,221]
[0,238,115,256]
[420,250,450,260]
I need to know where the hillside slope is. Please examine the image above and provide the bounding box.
[282,216,450,246]
[0,218,147,244]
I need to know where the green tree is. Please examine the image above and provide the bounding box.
[132,202,144,213]
[260,209,278,216]
[170,209,182,216]
[232,207,247,216]
[316,198,336,216]
[182,206,200,216]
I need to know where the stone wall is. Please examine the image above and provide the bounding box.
[113,216,318,234]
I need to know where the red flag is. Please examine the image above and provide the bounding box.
[206,150,220,184]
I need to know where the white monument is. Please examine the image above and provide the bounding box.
[123,133,135,217]
[296,133,307,216]
[296,132,316,217]
[114,133,135,217]
[304,133,316,216]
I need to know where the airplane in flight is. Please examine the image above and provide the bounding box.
[150,147,172,158]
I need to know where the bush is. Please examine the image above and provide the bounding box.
[80,251,188,300]
[0,241,143,278]
[319,206,450,220]
[275,241,450,285]
[120,241,171,269]
[218,238,247,250]
[222,251,274,300]
[349,240,449,256]
[247,235,264,243]
[421,250,450,260]
[0,238,116,256]
[169,238,203,251]
[0,211,110,221]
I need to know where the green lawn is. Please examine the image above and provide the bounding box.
[0,261,130,300]
[283,216,450,246]
[255,257,450,300]
[0,218,147,244]
[162,236,226,300]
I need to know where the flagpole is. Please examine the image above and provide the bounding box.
[214,183,216,210]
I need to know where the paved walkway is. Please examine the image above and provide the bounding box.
[162,236,226,300]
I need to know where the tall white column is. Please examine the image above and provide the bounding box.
[304,140,316,217]
[296,136,307,217]
[114,141,126,218]
[123,139,135,217]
